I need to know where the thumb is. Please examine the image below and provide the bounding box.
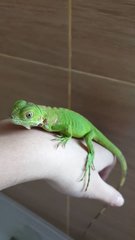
[87,171,124,207]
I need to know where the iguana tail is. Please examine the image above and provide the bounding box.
[94,127,127,188]
[81,127,127,238]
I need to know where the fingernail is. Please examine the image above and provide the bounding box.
[111,195,125,207]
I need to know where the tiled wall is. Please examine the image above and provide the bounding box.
[0,1,135,240]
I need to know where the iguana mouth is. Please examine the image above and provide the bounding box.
[11,118,24,125]
[11,118,40,129]
[11,119,30,129]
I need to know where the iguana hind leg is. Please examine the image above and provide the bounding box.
[81,131,95,191]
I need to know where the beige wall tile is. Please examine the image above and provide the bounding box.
[0,0,68,67]
[73,0,135,83]
[0,55,68,119]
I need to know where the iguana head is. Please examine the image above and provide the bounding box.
[11,99,44,129]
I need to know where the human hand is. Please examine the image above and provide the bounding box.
[0,120,124,207]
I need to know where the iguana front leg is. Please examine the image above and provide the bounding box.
[42,121,72,147]
[52,124,72,147]
[53,135,71,147]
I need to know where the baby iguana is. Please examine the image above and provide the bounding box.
[11,99,127,191]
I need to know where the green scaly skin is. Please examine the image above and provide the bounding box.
[11,99,127,191]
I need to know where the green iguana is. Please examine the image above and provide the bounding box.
[11,99,127,191]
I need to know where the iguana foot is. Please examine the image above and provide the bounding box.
[80,153,95,191]
[52,135,71,148]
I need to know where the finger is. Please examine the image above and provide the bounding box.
[86,171,124,207]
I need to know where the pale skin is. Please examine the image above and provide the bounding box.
[0,119,124,207]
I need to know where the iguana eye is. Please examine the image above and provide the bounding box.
[25,112,33,119]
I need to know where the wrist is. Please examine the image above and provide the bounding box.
[0,120,49,190]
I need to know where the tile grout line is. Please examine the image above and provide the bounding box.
[72,69,135,88]
[0,52,135,88]
[67,0,72,110]
[0,52,68,71]
[66,0,72,236]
